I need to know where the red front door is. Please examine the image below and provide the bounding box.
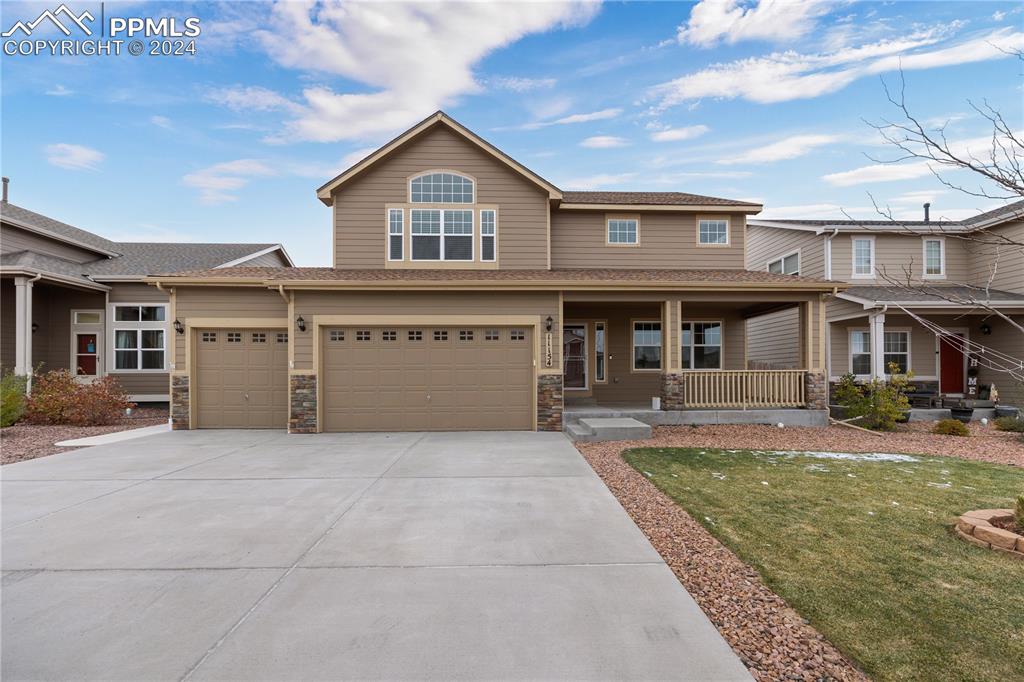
[939,335,965,394]
[76,333,98,376]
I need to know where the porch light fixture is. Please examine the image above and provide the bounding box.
[296,315,306,332]
[545,316,553,332]
[173,319,184,335]
[980,322,992,335]
[31,322,38,333]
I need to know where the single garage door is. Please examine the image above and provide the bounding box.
[195,329,288,428]
[322,326,533,432]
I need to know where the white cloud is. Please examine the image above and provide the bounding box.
[45,143,104,170]
[677,0,834,47]
[500,107,623,131]
[150,115,173,129]
[206,85,301,113]
[489,76,557,92]
[654,27,1024,106]
[580,135,628,148]
[822,161,934,186]
[341,146,377,168]
[182,159,276,204]
[45,84,73,96]
[650,125,710,142]
[563,172,637,189]
[718,133,839,164]
[240,1,599,143]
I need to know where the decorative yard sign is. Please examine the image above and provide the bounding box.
[545,332,553,367]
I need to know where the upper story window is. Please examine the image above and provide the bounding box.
[698,218,729,245]
[852,236,874,277]
[923,237,945,278]
[411,209,473,261]
[768,251,800,275]
[388,208,404,261]
[409,172,474,203]
[480,209,496,262]
[607,218,639,245]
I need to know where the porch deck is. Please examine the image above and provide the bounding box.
[563,402,829,429]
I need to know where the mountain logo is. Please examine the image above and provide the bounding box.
[2,4,95,38]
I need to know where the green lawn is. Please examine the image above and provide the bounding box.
[624,447,1024,682]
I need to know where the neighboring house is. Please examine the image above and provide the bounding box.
[148,111,840,433]
[0,181,293,401]
[747,201,1024,407]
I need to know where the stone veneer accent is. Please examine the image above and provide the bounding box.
[956,509,1024,560]
[661,372,685,411]
[170,375,190,430]
[804,371,828,410]
[289,374,318,434]
[537,374,563,431]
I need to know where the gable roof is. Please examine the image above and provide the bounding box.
[749,199,1024,234]
[560,191,761,212]
[316,111,563,206]
[83,242,289,278]
[1,202,120,257]
[839,285,1024,308]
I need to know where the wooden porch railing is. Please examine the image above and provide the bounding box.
[680,370,806,409]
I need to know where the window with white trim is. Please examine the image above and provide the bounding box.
[680,321,722,369]
[923,238,944,277]
[480,209,496,261]
[852,237,874,277]
[595,322,606,382]
[698,219,728,245]
[607,218,638,245]
[767,252,800,275]
[410,172,474,203]
[111,304,166,371]
[850,330,871,375]
[632,321,662,370]
[411,209,473,261]
[388,209,404,261]
[883,330,909,374]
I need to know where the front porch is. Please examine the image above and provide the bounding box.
[558,290,829,429]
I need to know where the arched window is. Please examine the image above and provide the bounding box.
[409,172,474,204]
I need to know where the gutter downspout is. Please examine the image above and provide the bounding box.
[276,285,289,303]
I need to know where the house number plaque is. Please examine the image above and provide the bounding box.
[545,332,553,367]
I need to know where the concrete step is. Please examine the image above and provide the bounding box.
[566,417,652,443]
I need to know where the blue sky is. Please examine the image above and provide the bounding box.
[2,0,1022,265]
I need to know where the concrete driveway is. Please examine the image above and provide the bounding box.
[2,430,749,681]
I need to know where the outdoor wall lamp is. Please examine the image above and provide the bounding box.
[296,315,306,332]
[173,319,184,335]
[980,322,992,335]
[31,322,39,333]
[545,316,553,332]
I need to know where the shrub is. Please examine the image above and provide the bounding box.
[933,418,970,437]
[0,371,28,427]
[25,370,134,426]
[1016,495,1024,529]
[834,363,913,431]
[994,416,1024,433]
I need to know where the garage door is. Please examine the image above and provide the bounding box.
[195,329,288,428]
[322,326,533,432]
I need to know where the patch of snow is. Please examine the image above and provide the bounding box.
[868,511,876,516]
[761,481,770,486]
[927,481,952,489]
[847,473,857,478]
[760,450,920,462]
[711,472,726,480]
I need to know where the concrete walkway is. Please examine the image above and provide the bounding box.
[2,430,750,681]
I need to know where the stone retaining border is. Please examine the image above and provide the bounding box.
[956,509,1024,560]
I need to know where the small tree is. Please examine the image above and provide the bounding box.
[834,363,912,431]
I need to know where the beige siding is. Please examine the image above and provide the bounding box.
[746,307,801,369]
[332,125,549,269]
[0,224,99,263]
[108,282,169,303]
[831,233,970,283]
[550,210,746,269]
[0,278,14,370]
[967,220,1024,294]
[172,287,289,368]
[745,225,825,278]
[293,291,559,371]
[977,314,1023,406]
[109,372,169,397]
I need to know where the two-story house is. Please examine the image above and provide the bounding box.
[747,201,1024,407]
[149,112,841,433]
[0,180,292,401]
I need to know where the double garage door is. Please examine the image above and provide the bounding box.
[193,325,534,431]
[195,329,289,429]
[322,326,534,432]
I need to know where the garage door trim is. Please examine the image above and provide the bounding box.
[185,317,289,429]
[313,315,543,433]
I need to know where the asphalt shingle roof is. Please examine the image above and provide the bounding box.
[561,191,760,207]
[1,202,119,254]
[845,285,1024,303]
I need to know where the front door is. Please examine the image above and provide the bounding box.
[563,325,587,389]
[939,334,965,394]
[75,333,99,377]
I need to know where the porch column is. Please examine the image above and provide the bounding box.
[869,312,886,380]
[660,298,684,410]
[13,275,34,376]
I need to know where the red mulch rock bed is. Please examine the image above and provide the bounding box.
[1,406,167,465]
[578,433,869,681]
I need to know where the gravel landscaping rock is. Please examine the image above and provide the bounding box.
[1,406,167,465]
[578,434,869,682]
